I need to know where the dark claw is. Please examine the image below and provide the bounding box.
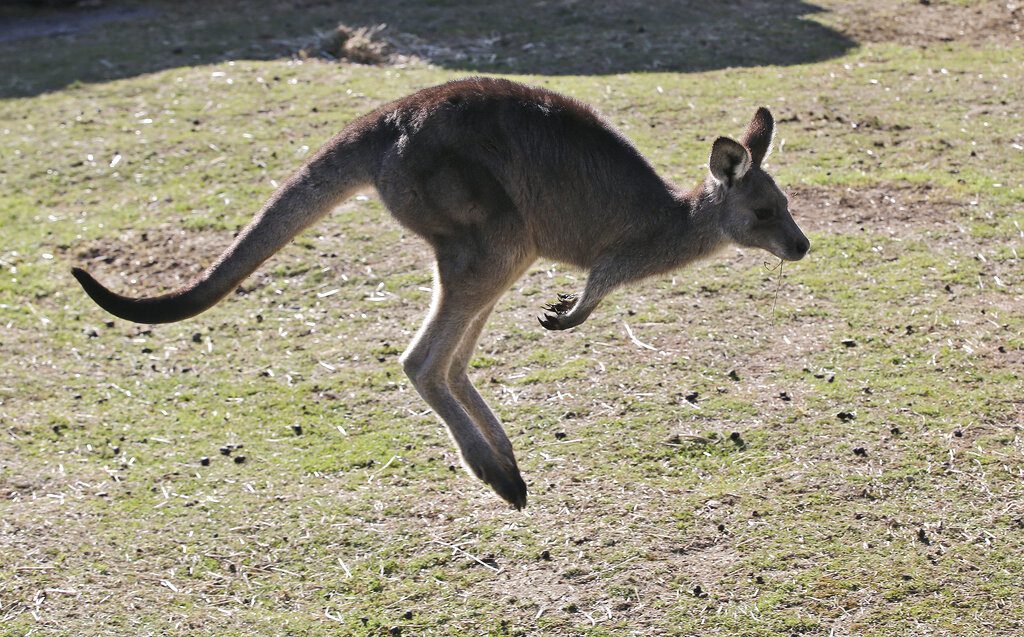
[550,293,578,314]
[539,293,578,330]
[490,469,528,510]
[467,457,528,509]
[539,312,565,330]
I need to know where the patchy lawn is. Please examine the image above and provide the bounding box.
[1,1,1022,635]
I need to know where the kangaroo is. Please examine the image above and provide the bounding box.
[73,77,809,509]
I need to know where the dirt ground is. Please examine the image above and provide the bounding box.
[2,1,1022,635]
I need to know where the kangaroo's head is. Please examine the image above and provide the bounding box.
[707,107,809,262]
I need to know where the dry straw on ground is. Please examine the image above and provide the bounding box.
[298,23,391,65]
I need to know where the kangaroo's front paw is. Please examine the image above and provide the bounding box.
[538,293,578,331]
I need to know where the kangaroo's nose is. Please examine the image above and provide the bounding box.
[790,237,810,260]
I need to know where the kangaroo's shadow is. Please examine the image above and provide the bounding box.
[0,0,855,98]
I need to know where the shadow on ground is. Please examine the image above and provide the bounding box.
[0,0,855,98]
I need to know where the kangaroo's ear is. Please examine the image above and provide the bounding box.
[709,137,751,187]
[741,106,774,167]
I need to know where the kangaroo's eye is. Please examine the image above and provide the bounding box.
[754,208,775,221]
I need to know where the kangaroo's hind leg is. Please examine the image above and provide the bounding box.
[402,245,532,508]
[445,262,529,469]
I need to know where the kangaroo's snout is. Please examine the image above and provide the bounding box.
[776,213,810,261]
[786,236,810,261]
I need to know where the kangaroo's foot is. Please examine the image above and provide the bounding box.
[538,293,579,330]
[463,451,528,509]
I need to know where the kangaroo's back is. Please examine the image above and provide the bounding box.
[370,77,678,267]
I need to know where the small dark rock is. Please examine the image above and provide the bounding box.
[755,575,765,585]
[728,432,745,448]
[540,549,552,561]
[191,332,202,343]
[917,528,931,545]
[199,456,210,466]
[717,523,726,532]
[141,347,153,354]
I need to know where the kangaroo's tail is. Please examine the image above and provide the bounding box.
[72,129,380,324]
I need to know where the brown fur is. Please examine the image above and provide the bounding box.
[73,77,809,508]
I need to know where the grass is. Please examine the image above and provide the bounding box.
[1,0,1023,635]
